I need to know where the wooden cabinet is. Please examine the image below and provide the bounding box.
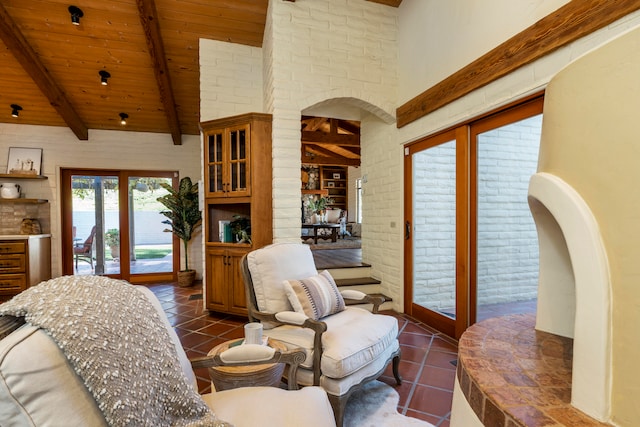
[201,113,272,315]
[0,235,51,298]
[321,166,347,210]
[205,248,247,315]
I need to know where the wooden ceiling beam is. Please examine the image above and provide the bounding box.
[136,0,182,145]
[396,0,640,128]
[302,145,360,166]
[0,3,88,140]
[302,131,360,145]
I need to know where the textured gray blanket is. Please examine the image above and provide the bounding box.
[0,276,218,427]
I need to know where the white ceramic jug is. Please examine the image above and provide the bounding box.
[0,183,20,199]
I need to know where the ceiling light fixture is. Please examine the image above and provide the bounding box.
[68,6,83,25]
[119,112,128,125]
[10,104,22,118]
[99,70,111,85]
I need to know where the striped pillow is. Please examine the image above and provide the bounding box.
[283,270,345,320]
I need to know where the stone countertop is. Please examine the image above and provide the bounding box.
[0,234,51,240]
[457,313,609,426]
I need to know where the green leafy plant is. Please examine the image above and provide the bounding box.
[229,214,251,243]
[308,196,332,214]
[157,177,202,271]
[104,228,119,247]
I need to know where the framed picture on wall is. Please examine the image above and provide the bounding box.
[6,147,43,176]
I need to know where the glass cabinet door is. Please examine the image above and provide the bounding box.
[206,133,224,196]
[228,125,250,196]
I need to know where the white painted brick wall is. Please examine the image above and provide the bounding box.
[199,39,264,121]
[267,0,398,242]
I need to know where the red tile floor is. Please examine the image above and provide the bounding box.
[145,282,458,427]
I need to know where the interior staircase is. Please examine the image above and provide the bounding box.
[325,262,393,311]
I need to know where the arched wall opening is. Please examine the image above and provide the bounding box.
[528,172,611,421]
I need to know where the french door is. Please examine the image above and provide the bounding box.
[404,96,543,338]
[61,169,179,283]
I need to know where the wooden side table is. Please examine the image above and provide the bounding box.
[207,337,288,391]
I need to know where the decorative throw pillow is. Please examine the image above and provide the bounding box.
[283,270,345,320]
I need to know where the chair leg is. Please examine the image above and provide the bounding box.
[392,353,402,385]
[328,393,347,427]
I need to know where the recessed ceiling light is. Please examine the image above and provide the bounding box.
[10,104,22,118]
[99,70,111,86]
[68,5,83,26]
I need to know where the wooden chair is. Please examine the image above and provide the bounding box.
[240,242,402,427]
[74,226,96,270]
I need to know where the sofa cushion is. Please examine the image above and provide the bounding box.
[247,243,318,317]
[283,270,345,320]
[0,285,199,426]
[0,324,108,426]
[325,209,342,224]
[264,307,398,379]
[202,386,336,427]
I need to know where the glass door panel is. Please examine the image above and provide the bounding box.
[127,177,173,275]
[412,140,457,320]
[71,175,120,275]
[229,127,248,193]
[207,133,223,195]
[475,114,542,322]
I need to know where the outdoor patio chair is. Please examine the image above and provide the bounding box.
[73,225,96,270]
[241,242,402,427]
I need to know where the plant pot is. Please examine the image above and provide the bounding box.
[178,270,196,287]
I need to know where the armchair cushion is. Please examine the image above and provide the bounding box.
[283,270,345,320]
[247,242,318,318]
[264,307,398,379]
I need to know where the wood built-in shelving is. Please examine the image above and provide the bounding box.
[0,199,47,204]
[0,174,48,180]
[0,174,49,203]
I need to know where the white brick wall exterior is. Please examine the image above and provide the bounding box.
[411,117,541,311]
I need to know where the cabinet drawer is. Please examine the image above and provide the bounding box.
[0,242,25,255]
[0,274,26,294]
[0,255,26,273]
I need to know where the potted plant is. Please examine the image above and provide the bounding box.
[104,228,120,260]
[308,196,332,223]
[229,215,251,243]
[157,177,202,287]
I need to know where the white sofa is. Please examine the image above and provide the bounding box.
[0,284,336,427]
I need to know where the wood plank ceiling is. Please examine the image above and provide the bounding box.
[301,116,361,167]
[0,0,399,145]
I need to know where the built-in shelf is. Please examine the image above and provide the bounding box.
[0,174,48,180]
[302,189,329,196]
[0,199,48,204]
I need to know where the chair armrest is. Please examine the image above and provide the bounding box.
[341,291,384,313]
[275,311,308,325]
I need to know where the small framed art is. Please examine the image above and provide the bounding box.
[7,147,42,176]
[332,173,341,179]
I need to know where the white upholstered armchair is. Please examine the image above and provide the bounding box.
[240,242,402,427]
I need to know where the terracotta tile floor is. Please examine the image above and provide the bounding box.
[144,282,458,427]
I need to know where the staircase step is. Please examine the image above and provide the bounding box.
[335,277,381,287]
[327,265,372,280]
